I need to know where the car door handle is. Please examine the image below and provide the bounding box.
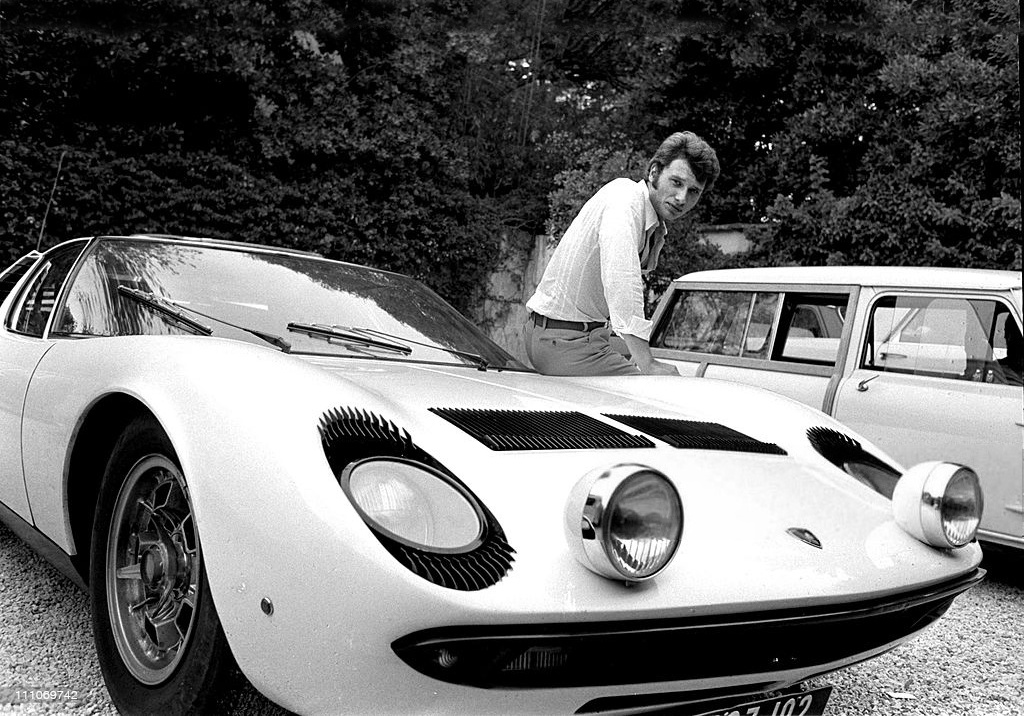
[856,375,878,392]
[878,352,906,360]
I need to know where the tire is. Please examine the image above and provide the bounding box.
[90,417,234,715]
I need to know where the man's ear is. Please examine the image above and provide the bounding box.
[648,162,662,184]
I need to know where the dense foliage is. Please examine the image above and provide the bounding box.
[1,0,1019,310]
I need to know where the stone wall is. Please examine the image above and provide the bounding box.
[467,231,551,365]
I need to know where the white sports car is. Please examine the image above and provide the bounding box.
[0,235,984,716]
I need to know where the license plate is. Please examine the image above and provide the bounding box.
[696,686,832,716]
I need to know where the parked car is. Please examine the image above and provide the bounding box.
[650,266,1023,550]
[0,237,985,716]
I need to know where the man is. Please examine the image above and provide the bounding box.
[525,131,720,375]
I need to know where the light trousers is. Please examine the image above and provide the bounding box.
[524,321,640,376]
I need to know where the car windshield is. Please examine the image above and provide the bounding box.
[53,237,526,370]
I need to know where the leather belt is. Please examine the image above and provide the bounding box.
[531,311,606,332]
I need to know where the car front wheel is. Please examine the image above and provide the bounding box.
[90,417,234,715]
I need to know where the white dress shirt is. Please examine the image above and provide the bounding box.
[527,178,666,341]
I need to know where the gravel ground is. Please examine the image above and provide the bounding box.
[1,521,1021,715]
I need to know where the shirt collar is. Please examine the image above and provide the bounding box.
[640,179,668,240]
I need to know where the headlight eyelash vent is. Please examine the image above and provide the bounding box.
[319,406,422,472]
[319,407,515,590]
[806,426,901,498]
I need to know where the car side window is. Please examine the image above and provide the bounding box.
[774,294,848,365]
[652,290,778,357]
[863,295,1019,383]
[0,252,41,307]
[7,246,83,337]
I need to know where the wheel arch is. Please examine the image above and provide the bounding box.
[67,392,160,585]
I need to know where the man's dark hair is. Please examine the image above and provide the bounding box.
[648,131,721,190]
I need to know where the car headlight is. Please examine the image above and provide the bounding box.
[892,461,984,549]
[342,457,485,552]
[564,464,683,582]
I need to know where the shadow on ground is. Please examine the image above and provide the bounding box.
[980,544,1024,589]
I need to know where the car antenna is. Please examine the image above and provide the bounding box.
[36,150,67,252]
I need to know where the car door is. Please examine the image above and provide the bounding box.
[0,243,86,521]
[833,291,1023,543]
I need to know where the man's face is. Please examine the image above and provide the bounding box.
[648,158,706,222]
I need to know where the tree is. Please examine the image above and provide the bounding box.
[0,0,499,308]
[1,0,1018,310]
[754,0,1020,268]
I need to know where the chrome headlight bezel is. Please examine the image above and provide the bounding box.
[564,463,683,582]
[341,456,487,554]
[892,461,984,549]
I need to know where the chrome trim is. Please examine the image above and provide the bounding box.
[786,527,822,549]
[977,529,1024,549]
[566,464,683,582]
[919,464,984,548]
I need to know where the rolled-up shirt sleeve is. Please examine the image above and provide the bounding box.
[597,193,653,341]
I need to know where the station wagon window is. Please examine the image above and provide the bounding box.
[775,294,848,365]
[7,245,83,337]
[652,290,778,357]
[652,289,849,365]
[863,295,1020,384]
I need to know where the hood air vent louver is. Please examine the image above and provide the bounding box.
[603,415,787,455]
[428,408,655,451]
[319,407,515,590]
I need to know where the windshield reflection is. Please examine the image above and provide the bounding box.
[55,238,525,370]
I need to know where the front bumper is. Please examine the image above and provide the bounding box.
[393,568,984,699]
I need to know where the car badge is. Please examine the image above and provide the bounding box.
[786,527,822,549]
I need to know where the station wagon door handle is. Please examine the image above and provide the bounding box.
[878,352,906,359]
[856,375,878,392]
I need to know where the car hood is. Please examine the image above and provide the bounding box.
[301,357,803,425]
[296,356,981,617]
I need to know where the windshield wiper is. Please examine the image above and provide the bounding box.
[118,286,212,336]
[117,286,291,351]
[286,323,413,355]
[348,326,492,371]
[285,323,492,370]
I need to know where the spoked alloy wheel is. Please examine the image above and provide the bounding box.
[91,417,235,716]
[107,454,200,685]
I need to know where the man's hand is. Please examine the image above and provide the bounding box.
[621,334,680,376]
[638,358,680,376]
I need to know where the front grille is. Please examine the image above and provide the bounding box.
[319,407,515,590]
[392,568,983,688]
[429,408,655,451]
[604,414,786,455]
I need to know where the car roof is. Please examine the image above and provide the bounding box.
[674,266,1022,291]
[121,234,323,257]
[34,234,408,280]
[31,234,323,261]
